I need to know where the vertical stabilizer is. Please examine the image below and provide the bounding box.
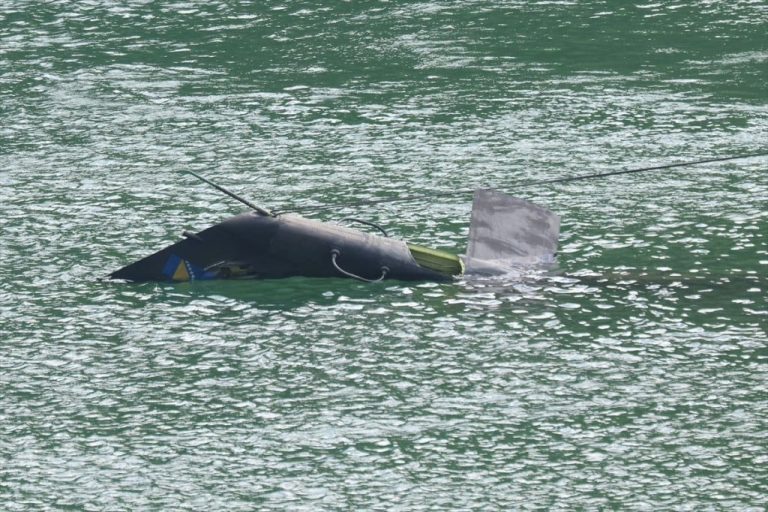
[464,189,559,274]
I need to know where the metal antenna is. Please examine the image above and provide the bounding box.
[186,171,272,217]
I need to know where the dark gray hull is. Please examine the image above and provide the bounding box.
[110,213,452,283]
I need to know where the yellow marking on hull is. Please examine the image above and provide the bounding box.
[172,260,190,281]
[407,244,464,276]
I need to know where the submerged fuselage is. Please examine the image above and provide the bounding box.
[110,189,559,283]
[110,212,462,282]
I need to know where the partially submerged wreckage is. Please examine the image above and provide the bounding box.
[110,181,559,283]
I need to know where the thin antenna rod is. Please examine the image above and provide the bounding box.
[186,171,272,217]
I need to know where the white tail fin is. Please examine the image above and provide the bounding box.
[464,189,559,274]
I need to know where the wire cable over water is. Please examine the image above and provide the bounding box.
[276,151,768,215]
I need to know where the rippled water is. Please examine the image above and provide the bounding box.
[2,1,767,509]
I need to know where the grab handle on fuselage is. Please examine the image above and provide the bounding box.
[338,218,390,238]
[330,249,389,283]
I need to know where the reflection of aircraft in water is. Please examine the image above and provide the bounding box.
[110,184,560,283]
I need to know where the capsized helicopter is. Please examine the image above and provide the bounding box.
[109,173,560,283]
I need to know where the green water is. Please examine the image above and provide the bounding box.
[1,1,766,509]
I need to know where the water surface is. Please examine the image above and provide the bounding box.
[1,1,766,509]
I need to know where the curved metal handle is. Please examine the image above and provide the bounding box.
[330,249,389,283]
[339,218,389,237]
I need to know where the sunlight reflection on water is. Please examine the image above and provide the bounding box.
[1,0,767,509]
